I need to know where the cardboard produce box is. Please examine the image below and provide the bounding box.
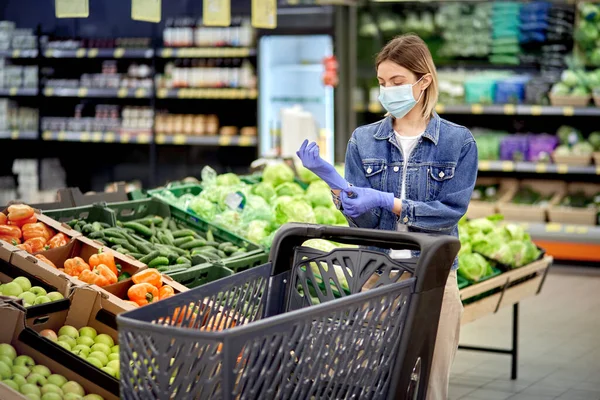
[548,183,600,226]
[467,178,518,219]
[0,302,117,400]
[0,239,20,262]
[498,179,566,223]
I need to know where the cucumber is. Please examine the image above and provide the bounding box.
[107,237,129,247]
[139,250,160,264]
[217,250,226,258]
[88,231,105,240]
[176,256,190,265]
[128,252,144,259]
[218,242,233,251]
[99,222,111,228]
[164,245,188,256]
[67,219,79,228]
[160,217,170,230]
[180,239,207,250]
[168,219,178,231]
[120,242,138,253]
[92,222,103,232]
[222,245,239,255]
[172,229,196,238]
[173,236,194,247]
[104,229,126,239]
[164,229,175,245]
[148,256,170,268]
[122,222,153,237]
[206,230,214,242]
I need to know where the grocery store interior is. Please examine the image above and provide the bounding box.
[1,0,600,399]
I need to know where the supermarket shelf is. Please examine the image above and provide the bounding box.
[41,130,151,144]
[43,87,152,98]
[356,103,600,117]
[0,49,38,58]
[0,130,37,140]
[479,160,600,176]
[0,88,38,96]
[155,133,257,146]
[43,48,154,59]
[158,47,255,58]
[156,88,257,99]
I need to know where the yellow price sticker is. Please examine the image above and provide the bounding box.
[117,88,128,98]
[9,88,17,96]
[471,104,484,114]
[120,133,130,143]
[557,164,569,174]
[435,104,445,114]
[503,104,516,115]
[10,131,19,140]
[157,88,168,98]
[55,0,89,18]
[530,105,543,116]
[114,48,125,58]
[137,134,150,144]
[575,226,588,234]
[501,161,514,172]
[161,48,173,58]
[12,50,20,58]
[92,132,102,142]
[78,87,88,97]
[57,131,67,141]
[104,132,115,143]
[535,163,548,173]
[80,132,90,142]
[563,106,574,116]
[518,222,529,230]
[155,134,166,144]
[176,89,185,99]
[88,48,98,58]
[135,88,146,98]
[173,134,186,145]
[44,88,54,96]
[76,48,86,58]
[132,0,162,23]
[219,136,232,146]
[42,131,52,140]
[249,89,258,99]
[565,225,576,233]
[596,165,600,175]
[239,136,253,146]
[252,0,277,28]
[478,160,491,171]
[203,0,231,27]
[545,223,562,233]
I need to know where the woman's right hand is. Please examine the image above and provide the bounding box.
[296,139,348,190]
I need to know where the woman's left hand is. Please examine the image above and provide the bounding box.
[341,187,395,218]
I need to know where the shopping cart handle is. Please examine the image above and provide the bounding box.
[269,223,461,291]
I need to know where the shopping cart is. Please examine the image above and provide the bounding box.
[117,223,460,400]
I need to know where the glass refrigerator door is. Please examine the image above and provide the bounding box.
[258,35,334,163]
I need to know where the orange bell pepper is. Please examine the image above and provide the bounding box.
[8,215,37,227]
[128,283,159,306]
[22,223,49,241]
[25,237,48,253]
[0,225,22,241]
[132,269,162,288]
[47,233,69,249]
[79,264,118,287]
[0,213,6,225]
[158,285,175,300]
[7,204,34,222]
[0,236,20,246]
[42,224,55,241]
[17,242,33,253]
[64,257,92,277]
[35,254,57,269]
[89,250,117,276]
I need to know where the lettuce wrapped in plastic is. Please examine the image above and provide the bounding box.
[275,198,316,225]
[188,197,218,221]
[458,253,490,282]
[241,195,275,224]
[306,181,333,208]
[251,182,276,203]
[216,173,241,187]
[246,220,272,244]
[213,210,242,232]
[275,182,305,197]
[313,206,337,225]
[263,163,295,187]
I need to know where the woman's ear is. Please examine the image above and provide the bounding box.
[420,74,433,91]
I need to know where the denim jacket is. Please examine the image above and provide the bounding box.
[334,113,478,270]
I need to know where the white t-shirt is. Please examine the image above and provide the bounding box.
[391,131,423,259]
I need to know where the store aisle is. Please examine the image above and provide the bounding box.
[450,266,600,400]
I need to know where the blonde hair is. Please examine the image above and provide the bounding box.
[376,34,439,119]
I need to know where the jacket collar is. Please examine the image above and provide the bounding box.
[373,112,440,145]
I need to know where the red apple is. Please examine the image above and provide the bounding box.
[40,329,58,342]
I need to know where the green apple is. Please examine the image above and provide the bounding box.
[46,292,64,302]
[0,355,13,366]
[106,360,119,372]
[11,373,27,387]
[78,327,97,340]
[88,352,108,366]
[90,343,111,356]
[86,357,104,369]
[13,277,32,292]
[83,395,104,400]
[20,383,41,396]
[47,374,67,387]
[0,344,17,361]
[31,364,51,378]
[63,394,83,400]
[29,286,46,297]
[100,366,118,379]
[58,335,77,349]
[27,372,47,386]
[14,355,34,367]
[24,393,41,400]
[56,341,71,351]
[41,393,63,400]
[93,334,114,348]
[18,291,37,305]
[0,284,4,293]
[41,383,63,396]
[2,378,19,391]
[76,336,95,347]
[2,282,23,297]
[61,381,85,396]
[0,361,11,379]
[107,353,119,362]
[58,326,79,339]
[12,364,30,377]
[110,345,119,354]
[71,345,90,358]
[33,296,52,305]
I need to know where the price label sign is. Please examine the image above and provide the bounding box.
[204,0,231,26]
[132,0,161,23]
[55,0,89,18]
[252,0,276,29]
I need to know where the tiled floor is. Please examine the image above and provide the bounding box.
[450,265,600,400]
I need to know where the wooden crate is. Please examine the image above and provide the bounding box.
[460,256,552,325]
[497,180,566,223]
[467,178,518,219]
[548,182,599,226]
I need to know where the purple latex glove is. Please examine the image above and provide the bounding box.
[341,186,395,218]
[296,139,348,190]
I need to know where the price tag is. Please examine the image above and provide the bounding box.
[12,50,20,58]
[104,132,115,143]
[42,131,52,140]
[530,105,543,116]
[501,161,514,172]
[80,132,90,142]
[161,48,173,58]
[114,48,125,58]
[535,163,548,173]
[137,134,150,144]
[435,104,445,114]
[596,165,600,176]
[88,48,98,58]
[135,88,146,98]
[503,104,516,115]
[155,134,166,144]
[575,226,588,234]
[9,88,17,96]
[204,0,231,26]
[173,134,186,145]
[55,0,89,17]
[58,131,67,141]
[252,0,277,29]
[545,223,562,233]
[117,88,128,98]
[249,89,258,99]
[219,136,232,146]
[565,225,576,233]
[157,88,168,98]
[120,133,130,143]
[44,88,54,96]
[478,160,490,171]
[10,131,19,140]
[78,87,88,97]
[471,104,484,114]
[563,106,574,116]
[92,132,102,142]
[239,136,253,146]
[557,164,569,174]
[178,48,192,58]
[132,0,161,23]
[76,48,86,58]
[176,89,185,99]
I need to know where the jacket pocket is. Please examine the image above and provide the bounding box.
[362,159,386,191]
[427,165,455,200]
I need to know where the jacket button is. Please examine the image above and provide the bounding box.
[367,167,372,173]
[403,216,408,223]
[438,171,445,178]
[393,166,399,172]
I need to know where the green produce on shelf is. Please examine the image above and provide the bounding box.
[557,125,583,146]
[560,191,600,208]
[588,131,600,151]
[512,186,552,205]
[471,184,499,202]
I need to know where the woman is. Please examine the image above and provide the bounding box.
[297,34,477,399]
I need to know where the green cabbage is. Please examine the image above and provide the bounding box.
[216,173,241,186]
[275,198,316,225]
[297,166,320,183]
[263,163,295,187]
[275,182,305,197]
[306,181,333,208]
[458,253,490,282]
[313,206,338,225]
[246,220,272,244]
[251,182,276,203]
[188,197,218,221]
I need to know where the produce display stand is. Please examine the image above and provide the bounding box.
[458,255,553,380]
[70,182,129,206]
[1,188,75,211]
[117,223,461,400]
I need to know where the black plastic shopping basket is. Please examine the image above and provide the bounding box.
[117,223,460,400]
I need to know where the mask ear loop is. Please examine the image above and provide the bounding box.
[413,75,427,103]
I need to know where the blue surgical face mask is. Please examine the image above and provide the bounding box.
[378,76,425,119]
